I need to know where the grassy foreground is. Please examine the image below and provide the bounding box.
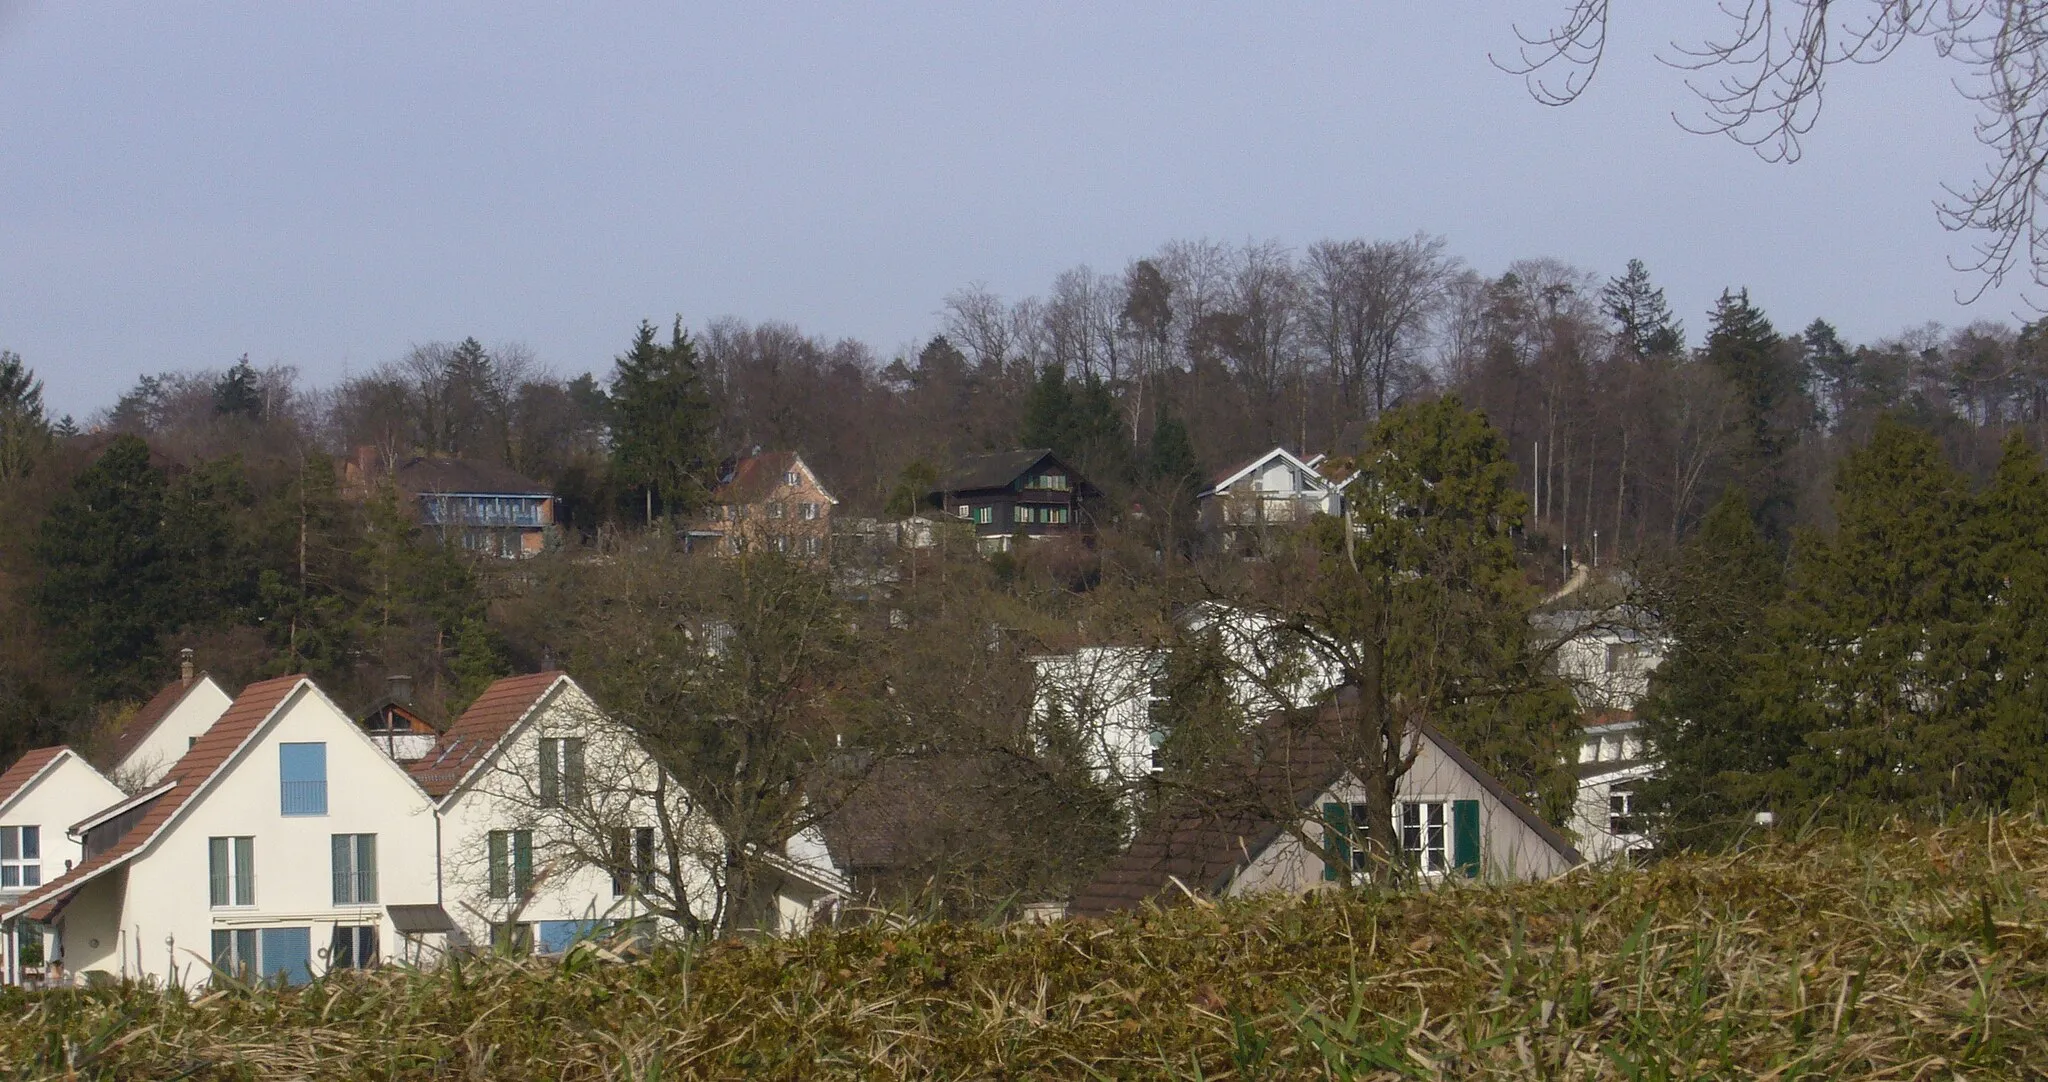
[4,818,2044,1080]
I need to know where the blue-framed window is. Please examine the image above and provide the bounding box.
[280,743,328,816]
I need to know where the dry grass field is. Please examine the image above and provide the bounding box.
[3,815,2043,1080]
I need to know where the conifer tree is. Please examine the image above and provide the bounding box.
[1598,259,1683,358]
[213,355,263,420]
[30,436,175,698]
[1964,432,2048,805]
[609,319,716,523]
[1704,289,1806,537]
[0,351,51,482]
[1637,487,1786,842]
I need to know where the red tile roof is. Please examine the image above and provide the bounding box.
[712,451,835,507]
[407,672,565,799]
[101,678,209,771]
[7,675,307,923]
[0,747,69,813]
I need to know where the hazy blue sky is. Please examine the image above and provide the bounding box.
[0,3,2019,420]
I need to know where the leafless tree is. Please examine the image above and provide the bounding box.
[1502,2,2048,295]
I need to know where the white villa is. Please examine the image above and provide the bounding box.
[0,746,125,985]
[101,666,235,792]
[0,670,851,989]
[1197,447,1343,531]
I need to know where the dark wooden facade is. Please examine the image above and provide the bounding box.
[929,449,1097,546]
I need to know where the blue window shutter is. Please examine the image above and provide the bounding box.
[279,743,328,816]
[259,927,312,986]
[1321,802,1351,882]
[1452,799,1481,879]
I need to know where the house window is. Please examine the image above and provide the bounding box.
[1609,786,1637,835]
[331,834,379,905]
[0,826,40,888]
[1604,642,1639,674]
[489,921,534,956]
[211,927,312,986]
[954,504,972,520]
[1397,801,1450,874]
[783,470,799,487]
[973,506,993,525]
[799,502,819,520]
[279,743,328,816]
[1013,505,1033,524]
[538,737,585,808]
[772,534,789,553]
[537,919,609,955]
[767,501,786,518]
[330,924,379,970]
[1026,473,1069,491]
[487,830,534,900]
[610,826,656,896]
[209,836,256,907]
[802,536,822,556]
[1044,506,1070,525]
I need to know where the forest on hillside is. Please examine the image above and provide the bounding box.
[5,238,2048,887]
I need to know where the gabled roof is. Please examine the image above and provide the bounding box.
[395,456,551,497]
[6,675,307,922]
[101,677,211,772]
[0,747,70,815]
[935,449,1097,496]
[1201,447,1334,499]
[712,451,838,507]
[1070,698,1579,916]
[407,672,567,800]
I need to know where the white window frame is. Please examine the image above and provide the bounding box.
[800,502,819,520]
[331,833,378,905]
[1392,800,1450,875]
[1608,787,1637,835]
[0,825,40,888]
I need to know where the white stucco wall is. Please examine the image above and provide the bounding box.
[0,752,125,888]
[64,683,442,989]
[114,677,235,790]
[437,680,725,950]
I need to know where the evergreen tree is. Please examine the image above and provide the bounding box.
[1149,628,1240,787]
[1704,289,1805,537]
[1959,432,2048,805]
[1637,488,1787,843]
[1599,259,1684,357]
[1018,364,1076,452]
[213,355,263,420]
[1767,417,1989,817]
[609,319,716,523]
[30,436,175,698]
[448,616,512,713]
[1801,320,1855,428]
[884,460,940,518]
[1144,411,1202,553]
[0,351,51,482]
[161,456,260,626]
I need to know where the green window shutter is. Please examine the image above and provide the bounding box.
[1321,802,1352,882]
[563,738,585,804]
[538,739,560,807]
[488,831,508,899]
[209,837,229,906]
[331,834,349,906]
[359,835,378,903]
[513,830,534,897]
[234,837,255,906]
[1452,799,1481,878]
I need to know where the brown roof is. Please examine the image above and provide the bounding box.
[102,678,206,771]
[936,448,1062,495]
[712,451,834,507]
[394,455,551,496]
[407,672,565,799]
[9,675,307,922]
[0,747,69,813]
[1069,700,1580,917]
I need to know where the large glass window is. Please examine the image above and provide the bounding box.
[209,836,255,907]
[279,743,328,816]
[211,927,311,986]
[0,825,40,888]
[539,737,585,807]
[330,834,378,905]
[610,826,655,896]
[330,924,378,970]
[1396,801,1449,874]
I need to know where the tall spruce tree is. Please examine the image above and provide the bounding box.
[1704,289,1805,538]
[1599,259,1684,358]
[609,318,716,523]
[0,351,52,482]
[1636,487,1787,843]
[213,355,263,420]
[30,436,176,698]
[1767,417,1989,817]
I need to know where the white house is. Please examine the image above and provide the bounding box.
[1071,703,1582,915]
[3,675,446,989]
[1030,604,1345,790]
[406,672,847,954]
[99,668,235,791]
[0,746,126,985]
[1566,717,1655,864]
[1197,447,1342,531]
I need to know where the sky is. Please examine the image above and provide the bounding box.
[0,2,2023,421]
